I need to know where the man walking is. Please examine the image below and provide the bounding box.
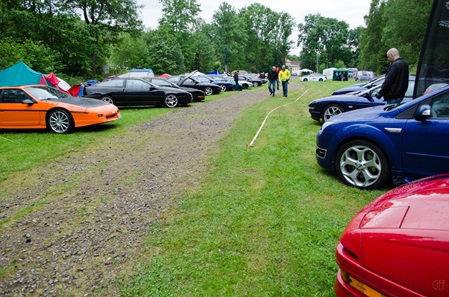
[233,70,240,91]
[376,48,409,104]
[267,66,278,96]
[278,65,291,97]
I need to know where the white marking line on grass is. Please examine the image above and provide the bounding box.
[247,89,309,148]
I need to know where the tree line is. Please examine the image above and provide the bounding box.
[0,0,432,83]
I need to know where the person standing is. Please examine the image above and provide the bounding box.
[275,66,280,90]
[233,70,240,91]
[267,66,278,96]
[375,48,409,104]
[278,65,291,97]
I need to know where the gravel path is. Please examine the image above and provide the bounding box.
[0,83,301,296]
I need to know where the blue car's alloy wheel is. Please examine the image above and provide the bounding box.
[335,140,390,190]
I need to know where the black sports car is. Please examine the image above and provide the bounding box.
[193,75,234,92]
[144,77,205,102]
[167,71,221,96]
[83,77,193,108]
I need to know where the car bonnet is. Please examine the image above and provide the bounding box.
[51,97,113,108]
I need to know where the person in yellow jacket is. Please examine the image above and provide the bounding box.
[278,65,291,97]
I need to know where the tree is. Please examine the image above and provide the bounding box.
[211,3,245,72]
[381,0,432,71]
[298,14,355,71]
[109,33,150,69]
[144,27,186,74]
[62,0,143,30]
[159,0,201,33]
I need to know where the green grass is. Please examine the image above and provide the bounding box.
[116,81,386,296]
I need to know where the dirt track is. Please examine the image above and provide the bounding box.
[0,83,301,296]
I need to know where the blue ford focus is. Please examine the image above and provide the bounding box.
[316,83,449,189]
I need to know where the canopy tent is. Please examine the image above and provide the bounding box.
[332,69,349,81]
[0,61,43,87]
[118,68,155,78]
[0,61,71,92]
[299,68,313,73]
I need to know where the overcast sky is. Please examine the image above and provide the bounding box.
[137,0,372,54]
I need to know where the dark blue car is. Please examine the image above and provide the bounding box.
[315,83,449,189]
[331,75,385,95]
[309,76,415,123]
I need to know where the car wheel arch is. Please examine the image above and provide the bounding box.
[46,108,74,134]
[322,103,345,122]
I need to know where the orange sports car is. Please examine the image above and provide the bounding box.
[0,85,121,133]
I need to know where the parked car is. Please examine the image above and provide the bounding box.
[167,74,221,96]
[335,173,449,297]
[239,75,264,87]
[300,73,327,82]
[0,85,121,134]
[84,77,192,108]
[193,75,234,92]
[356,71,375,81]
[144,77,205,102]
[315,83,449,189]
[310,76,415,122]
[331,75,385,95]
[207,74,253,90]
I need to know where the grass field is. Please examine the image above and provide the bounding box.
[0,80,386,296]
[113,81,386,296]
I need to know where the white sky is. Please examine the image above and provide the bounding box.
[137,0,372,55]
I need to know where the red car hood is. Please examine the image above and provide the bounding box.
[339,174,449,296]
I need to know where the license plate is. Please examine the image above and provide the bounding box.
[349,276,384,297]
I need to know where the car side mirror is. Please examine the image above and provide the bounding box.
[415,104,431,121]
[22,99,34,105]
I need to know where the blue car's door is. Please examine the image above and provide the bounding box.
[401,91,449,179]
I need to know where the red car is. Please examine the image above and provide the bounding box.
[335,174,449,297]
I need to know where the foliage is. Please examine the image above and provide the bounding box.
[298,14,359,71]
[159,0,201,33]
[143,27,186,75]
[0,38,61,72]
[359,0,431,74]
[0,0,435,81]
[109,33,150,69]
[211,3,246,72]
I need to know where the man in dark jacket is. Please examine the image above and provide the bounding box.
[233,70,240,91]
[267,66,278,96]
[376,48,409,104]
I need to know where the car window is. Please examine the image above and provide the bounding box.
[99,79,125,87]
[0,89,30,103]
[26,87,67,100]
[152,78,172,87]
[126,79,151,89]
[431,90,449,118]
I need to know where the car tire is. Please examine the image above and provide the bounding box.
[253,82,259,87]
[204,87,213,96]
[219,85,226,92]
[242,84,248,89]
[322,104,344,122]
[163,94,179,108]
[47,109,73,134]
[101,96,115,104]
[303,78,308,82]
[319,78,323,81]
[335,140,390,190]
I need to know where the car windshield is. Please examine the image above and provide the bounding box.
[25,86,70,99]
